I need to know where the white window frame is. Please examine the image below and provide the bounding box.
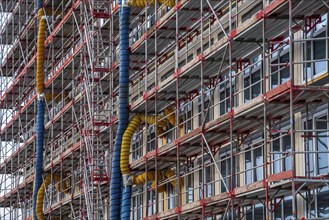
[270,46,290,89]
[243,60,262,103]
[218,72,235,116]
[304,13,328,82]
[303,108,329,177]
[244,137,264,185]
[270,125,292,175]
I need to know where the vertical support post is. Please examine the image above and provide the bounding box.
[229,1,235,219]
[175,0,181,218]
[200,0,205,218]
[145,1,150,217]
[262,1,269,219]
[154,0,159,217]
[288,0,297,218]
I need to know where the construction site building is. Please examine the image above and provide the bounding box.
[0,0,329,219]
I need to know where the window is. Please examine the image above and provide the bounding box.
[305,14,327,81]
[220,153,234,193]
[147,126,155,152]
[167,184,175,209]
[184,170,194,204]
[146,14,155,29]
[132,191,143,219]
[218,23,235,42]
[219,73,235,115]
[245,144,263,185]
[132,132,143,161]
[198,159,214,199]
[271,133,291,174]
[270,49,290,89]
[166,123,174,144]
[315,117,328,175]
[203,42,209,51]
[205,164,214,198]
[242,2,262,22]
[244,64,262,103]
[315,187,329,218]
[198,89,213,126]
[180,101,193,134]
[273,196,293,219]
[245,203,264,220]
[304,114,329,176]
[147,186,156,215]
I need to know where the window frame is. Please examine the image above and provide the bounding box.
[244,137,264,185]
[270,46,290,89]
[304,13,328,82]
[303,109,329,177]
[243,60,263,103]
[218,72,235,116]
[198,88,213,126]
[180,101,193,134]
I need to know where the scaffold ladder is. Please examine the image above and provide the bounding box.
[81,1,111,219]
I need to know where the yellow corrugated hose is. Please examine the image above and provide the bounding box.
[120,113,167,175]
[44,93,71,104]
[164,107,183,129]
[133,170,182,193]
[163,169,183,189]
[36,9,46,95]
[121,112,183,192]
[133,171,165,185]
[36,174,70,220]
[128,0,176,8]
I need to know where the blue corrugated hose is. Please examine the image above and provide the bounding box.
[36,0,42,11]
[121,185,132,219]
[33,98,45,220]
[110,4,131,220]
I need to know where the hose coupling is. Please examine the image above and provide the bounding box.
[122,174,133,186]
[121,0,129,7]
[37,93,45,101]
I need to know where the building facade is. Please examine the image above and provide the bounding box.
[0,0,329,219]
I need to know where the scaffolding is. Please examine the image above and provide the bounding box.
[0,0,329,219]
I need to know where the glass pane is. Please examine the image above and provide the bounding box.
[280,53,290,83]
[314,32,326,75]
[306,41,312,80]
[251,70,261,98]
[274,198,282,219]
[305,120,315,176]
[226,88,231,112]
[206,165,213,197]
[318,187,329,218]
[168,185,174,209]
[284,196,292,220]
[316,119,328,175]
[254,147,263,181]
[185,173,194,203]
[221,158,227,193]
[244,77,250,103]
[283,135,291,171]
[271,65,279,89]
[205,100,210,123]
[220,91,226,115]
[245,206,253,219]
[245,151,252,184]
[272,135,281,174]
[254,203,264,219]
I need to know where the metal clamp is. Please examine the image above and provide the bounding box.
[122,174,133,186]
[37,93,45,101]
